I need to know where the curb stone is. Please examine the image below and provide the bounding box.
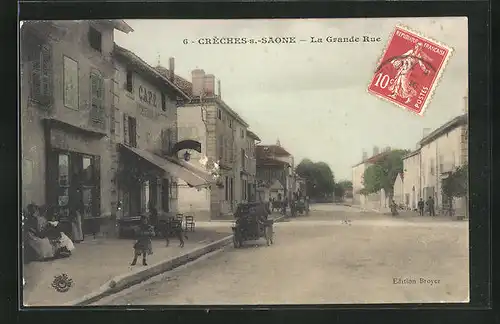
[64,235,233,306]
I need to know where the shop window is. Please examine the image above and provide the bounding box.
[169,182,178,199]
[88,26,102,52]
[161,179,170,213]
[90,72,105,125]
[126,69,133,93]
[142,181,150,213]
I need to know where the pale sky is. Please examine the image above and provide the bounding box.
[115,17,468,181]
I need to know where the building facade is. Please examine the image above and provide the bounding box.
[21,21,211,238]
[166,68,252,219]
[111,45,210,228]
[416,114,468,215]
[351,150,391,211]
[256,143,295,202]
[21,20,133,236]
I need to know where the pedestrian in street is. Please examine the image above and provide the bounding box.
[418,198,425,216]
[131,215,155,266]
[426,196,435,216]
[148,201,159,235]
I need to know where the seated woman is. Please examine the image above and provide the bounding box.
[23,204,55,262]
[45,206,76,257]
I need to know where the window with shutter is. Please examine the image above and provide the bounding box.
[90,72,105,125]
[30,44,52,106]
[123,113,129,145]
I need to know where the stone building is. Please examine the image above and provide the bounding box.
[20,20,133,236]
[156,67,252,219]
[111,45,211,230]
[351,149,392,211]
[412,114,468,215]
[20,20,211,237]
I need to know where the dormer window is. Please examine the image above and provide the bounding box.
[88,26,102,53]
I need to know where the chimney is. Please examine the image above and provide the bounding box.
[422,128,431,139]
[372,146,379,156]
[204,74,215,97]
[362,150,368,161]
[217,80,221,98]
[168,57,175,81]
[191,69,205,97]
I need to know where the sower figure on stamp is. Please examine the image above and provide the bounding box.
[131,215,154,266]
[388,42,433,103]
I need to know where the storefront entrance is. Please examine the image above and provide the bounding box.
[48,149,101,235]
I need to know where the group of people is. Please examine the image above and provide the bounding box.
[23,203,81,263]
[417,196,436,216]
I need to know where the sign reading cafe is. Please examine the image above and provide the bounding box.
[138,85,157,107]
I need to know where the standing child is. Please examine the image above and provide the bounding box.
[131,216,155,266]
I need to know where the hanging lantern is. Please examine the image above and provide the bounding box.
[183,150,191,161]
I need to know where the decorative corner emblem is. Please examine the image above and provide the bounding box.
[51,273,73,293]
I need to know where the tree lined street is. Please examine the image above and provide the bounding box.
[94,204,469,305]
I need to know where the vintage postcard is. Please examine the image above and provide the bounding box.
[20,18,469,306]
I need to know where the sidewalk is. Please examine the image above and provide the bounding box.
[23,225,232,306]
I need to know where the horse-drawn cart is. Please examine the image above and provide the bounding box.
[232,202,274,248]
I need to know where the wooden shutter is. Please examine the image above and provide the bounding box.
[123,113,129,146]
[31,52,41,100]
[93,155,101,217]
[40,45,52,98]
[90,73,104,124]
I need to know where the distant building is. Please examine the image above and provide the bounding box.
[256,142,295,202]
[351,150,392,210]
[402,149,421,210]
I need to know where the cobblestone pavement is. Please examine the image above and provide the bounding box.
[23,226,232,306]
[96,205,469,305]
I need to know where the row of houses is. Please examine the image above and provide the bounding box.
[352,112,468,216]
[20,20,303,238]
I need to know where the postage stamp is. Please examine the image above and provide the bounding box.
[367,25,453,116]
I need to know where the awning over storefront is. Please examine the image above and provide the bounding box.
[119,144,210,188]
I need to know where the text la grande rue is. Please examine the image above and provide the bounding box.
[311,35,381,43]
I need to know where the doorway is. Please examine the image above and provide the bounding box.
[50,150,100,235]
